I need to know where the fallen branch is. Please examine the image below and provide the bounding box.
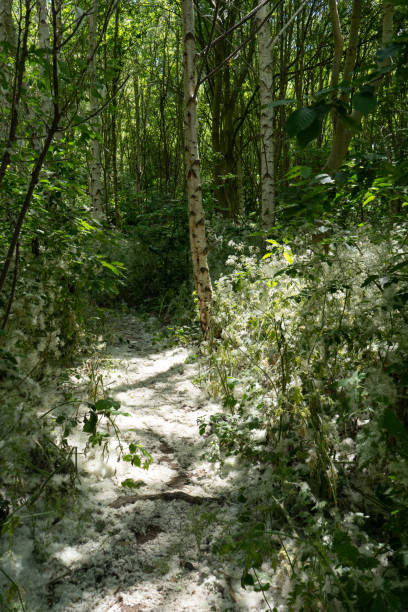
[110,490,222,508]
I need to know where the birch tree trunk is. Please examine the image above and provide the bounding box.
[88,0,103,215]
[258,2,275,229]
[37,0,50,50]
[182,0,212,335]
[111,0,121,227]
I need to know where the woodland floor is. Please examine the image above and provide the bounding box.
[17,314,287,611]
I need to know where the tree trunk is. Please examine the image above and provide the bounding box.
[0,0,15,48]
[328,0,344,89]
[0,0,31,187]
[35,0,52,151]
[111,0,121,227]
[324,0,362,172]
[182,0,212,335]
[132,73,143,194]
[258,2,275,229]
[88,0,103,216]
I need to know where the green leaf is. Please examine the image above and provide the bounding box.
[283,249,293,264]
[99,260,121,275]
[338,112,363,132]
[95,397,120,412]
[361,274,379,287]
[333,530,359,566]
[121,478,144,489]
[286,107,317,137]
[312,103,331,120]
[389,259,408,273]
[254,582,271,592]
[300,166,312,178]
[352,86,376,115]
[363,193,376,206]
[241,572,255,589]
[83,411,98,434]
[131,455,141,467]
[297,118,320,148]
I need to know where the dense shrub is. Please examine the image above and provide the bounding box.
[199,221,408,610]
[0,208,126,603]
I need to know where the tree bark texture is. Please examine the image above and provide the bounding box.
[0,0,15,48]
[258,2,275,229]
[182,0,212,335]
[88,0,103,215]
[324,0,362,172]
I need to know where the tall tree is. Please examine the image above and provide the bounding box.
[0,0,15,48]
[324,0,362,172]
[88,0,103,215]
[258,1,275,229]
[182,0,212,334]
[111,0,122,227]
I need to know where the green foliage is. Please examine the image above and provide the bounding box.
[122,442,153,470]
[199,214,408,609]
[117,193,195,322]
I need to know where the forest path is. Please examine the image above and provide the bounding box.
[45,313,269,612]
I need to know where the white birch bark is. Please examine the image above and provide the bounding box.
[37,0,50,50]
[382,3,394,50]
[258,2,275,229]
[88,0,103,215]
[182,0,212,335]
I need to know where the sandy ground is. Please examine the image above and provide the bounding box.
[5,314,286,611]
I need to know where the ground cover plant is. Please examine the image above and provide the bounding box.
[198,199,408,609]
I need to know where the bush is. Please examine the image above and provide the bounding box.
[199,222,408,610]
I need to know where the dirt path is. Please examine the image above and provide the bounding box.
[36,314,273,612]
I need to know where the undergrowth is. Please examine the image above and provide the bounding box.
[199,220,408,610]
[0,213,138,608]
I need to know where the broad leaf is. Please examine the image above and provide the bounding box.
[352,86,376,115]
[338,112,362,132]
[241,572,255,588]
[286,107,317,137]
[333,530,359,566]
[297,118,320,148]
[83,411,98,434]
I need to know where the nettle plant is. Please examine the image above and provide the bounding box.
[199,223,408,610]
